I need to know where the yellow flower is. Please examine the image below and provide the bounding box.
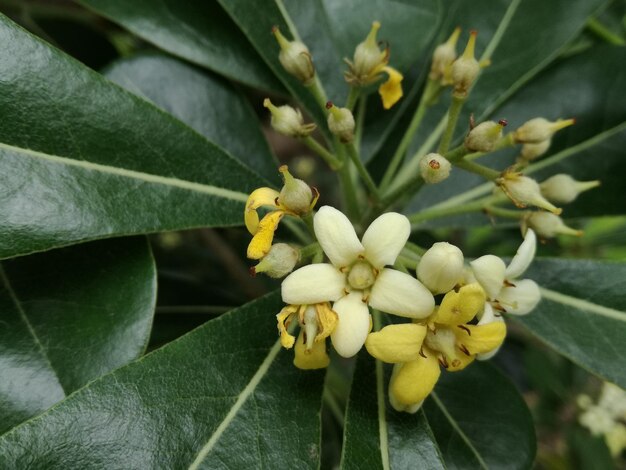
[365,283,506,412]
[276,303,338,370]
[244,166,318,260]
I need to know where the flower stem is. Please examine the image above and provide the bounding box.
[381,174,425,208]
[302,136,342,169]
[404,242,426,256]
[337,148,361,220]
[453,159,500,181]
[299,242,321,259]
[346,86,360,111]
[380,79,440,190]
[408,197,494,224]
[306,79,329,110]
[485,205,525,219]
[438,95,466,154]
[346,143,380,202]
[444,145,470,163]
[301,212,316,236]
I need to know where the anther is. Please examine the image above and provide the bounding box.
[458,325,471,335]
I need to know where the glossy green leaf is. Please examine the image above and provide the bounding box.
[0,237,155,434]
[424,362,536,469]
[517,258,626,388]
[104,53,280,185]
[0,291,325,468]
[77,0,283,92]
[341,352,444,470]
[0,15,267,259]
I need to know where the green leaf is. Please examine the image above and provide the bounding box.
[77,0,283,92]
[0,292,325,468]
[0,15,267,259]
[0,237,155,434]
[341,352,445,470]
[104,53,280,185]
[517,258,626,388]
[424,362,536,469]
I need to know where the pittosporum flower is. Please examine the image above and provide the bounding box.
[281,206,434,358]
[365,283,505,413]
[470,228,541,315]
[251,243,299,278]
[272,26,315,85]
[496,172,562,214]
[417,242,464,294]
[430,27,461,84]
[539,174,600,204]
[326,102,355,143]
[464,120,506,152]
[264,98,316,138]
[513,117,575,144]
[451,30,480,98]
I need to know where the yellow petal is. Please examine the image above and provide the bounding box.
[245,187,280,234]
[314,303,338,342]
[365,323,427,363]
[294,331,330,370]
[378,66,403,109]
[455,321,507,355]
[389,353,440,408]
[433,283,486,326]
[247,211,285,260]
[441,349,475,372]
[276,305,299,349]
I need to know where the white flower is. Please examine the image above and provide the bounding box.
[281,206,434,358]
[470,229,541,316]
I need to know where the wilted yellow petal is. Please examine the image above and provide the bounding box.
[389,353,440,407]
[365,323,427,363]
[433,283,486,326]
[294,331,330,370]
[456,321,506,355]
[247,211,285,260]
[276,305,299,349]
[244,187,280,234]
[378,66,403,109]
[314,303,338,342]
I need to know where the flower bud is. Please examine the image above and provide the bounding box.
[326,102,355,143]
[539,174,600,204]
[451,30,479,97]
[264,98,316,138]
[464,120,506,152]
[272,26,315,85]
[251,243,299,278]
[519,139,551,162]
[278,165,314,214]
[345,21,387,85]
[417,242,464,294]
[419,153,451,184]
[430,27,461,82]
[513,117,575,144]
[496,172,562,214]
[525,212,582,238]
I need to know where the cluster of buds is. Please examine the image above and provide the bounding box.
[514,117,575,165]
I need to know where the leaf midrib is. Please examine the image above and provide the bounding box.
[540,287,625,321]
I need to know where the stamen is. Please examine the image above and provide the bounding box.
[504,279,516,287]
[419,347,427,358]
[458,325,471,335]
[459,344,471,356]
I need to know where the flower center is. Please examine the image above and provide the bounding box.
[347,261,376,290]
[424,327,457,360]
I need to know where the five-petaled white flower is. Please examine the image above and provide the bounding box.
[281,206,434,358]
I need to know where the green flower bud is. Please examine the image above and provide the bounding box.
[464,120,506,152]
[326,102,355,143]
[264,98,316,138]
[345,21,387,85]
[519,139,551,161]
[513,117,575,144]
[272,26,315,85]
[251,243,300,278]
[451,31,479,97]
[419,153,451,184]
[496,172,562,214]
[278,165,313,214]
[525,212,582,238]
[430,27,461,82]
[539,174,600,204]
[417,242,465,294]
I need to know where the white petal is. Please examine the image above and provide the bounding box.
[361,212,410,268]
[330,292,370,358]
[369,269,434,319]
[505,229,536,279]
[470,255,506,300]
[314,206,363,267]
[496,279,541,315]
[281,263,345,305]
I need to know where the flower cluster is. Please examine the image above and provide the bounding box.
[578,382,626,457]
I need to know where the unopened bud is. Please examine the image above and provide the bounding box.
[513,117,575,144]
[451,31,479,97]
[264,98,316,138]
[278,165,314,214]
[251,243,300,278]
[346,21,387,85]
[419,153,451,184]
[520,139,551,161]
[539,174,600,204]
[431,27,461,82]
[272,26,315,85]
[496,173,562,214]
[417,242,464,294]
[326,102,355,143]
[464,120,506,152]
[525,212,582,238]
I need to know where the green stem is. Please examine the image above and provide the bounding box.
[444,145,470,163]
[485,205,525,219]
[338,157,361,220]
[381,174,425,208]
[408,197,494,224]
[301,212,316,236]
[438,95,466,154]
[299,242,321,259]
[355,95,367,149]
[346,143,380,202]
[586,17,626,46]
[453,159,500,181]
[380,79,440,190]
[282,217,312,244]
[306,79,329,110]
[302,136,342,169]
[404,242,426,256]
[346,87,360,111]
